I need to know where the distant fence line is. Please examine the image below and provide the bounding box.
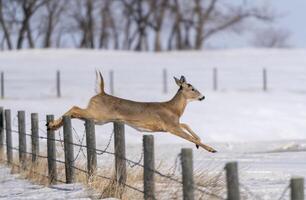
[0,107,304,200]
[0,68,271,99]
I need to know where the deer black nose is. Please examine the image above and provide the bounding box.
[199,96,205,101]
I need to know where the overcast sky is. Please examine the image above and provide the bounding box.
[211,0,306,48]
[275,0,306,48]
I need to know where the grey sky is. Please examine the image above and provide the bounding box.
[211,0,306,48]
[272,0,306,48]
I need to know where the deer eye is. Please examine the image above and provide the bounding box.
[191,88,195,91]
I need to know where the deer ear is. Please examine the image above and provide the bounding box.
[174,76,181,86]
[180,76,186,83]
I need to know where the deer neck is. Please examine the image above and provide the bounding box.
[166,89,187,117]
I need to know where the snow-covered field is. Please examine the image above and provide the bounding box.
[0,49,305,199]
[0,165,91,199]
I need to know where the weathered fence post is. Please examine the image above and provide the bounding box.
[213,67,218,91]
[143,135,155,200]
[181,148,194,200]
[225,162,240,200]
[1,72,4,99]
[31,113,39,163]
[114,122,127,186]
[18,111,27,169]
[263,68,267,91]
[163,68,168,94]
[5,109,12,164]
[85,119,97,175]
[110,70,114,95]
[47,115,57,184]
[56,70,61,98]
[63,116,75,183]
[0,107,4,158]
[290,177,304,200]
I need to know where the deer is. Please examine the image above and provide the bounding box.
[47,72,217,153]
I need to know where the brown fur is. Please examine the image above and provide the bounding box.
[48,73,216,153]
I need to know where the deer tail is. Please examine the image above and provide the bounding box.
[95,70,105,94]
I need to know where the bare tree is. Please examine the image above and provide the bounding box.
[121,0,155,51]
[16,0,47,49]
[98,0,119,49]
[72,0,96,48]
[191,0,274,49]
[251,27,291,48]
[167,0,183,50]
[0,0,13,49]
[194,0,217,49]
[149,0,168,51]
[0,0,280,51]
[41,0,67,48]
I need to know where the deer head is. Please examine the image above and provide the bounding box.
[174,76,205,101]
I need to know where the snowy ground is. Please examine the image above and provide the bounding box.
[0,165,92,200]
[0,49,305,199]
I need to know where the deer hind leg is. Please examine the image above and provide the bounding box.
[47,106,92,131]
[168,126,217,153]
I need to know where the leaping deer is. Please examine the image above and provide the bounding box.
[47,72,217,153]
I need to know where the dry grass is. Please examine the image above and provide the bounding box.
[0,151,226,200]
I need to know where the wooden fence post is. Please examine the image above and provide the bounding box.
[114,122,127,186]
[63,116,75,183]
[213,67,218,91]
[163,68,168,94]
[56,70,61,98]
[110,70,114,95]
[263,68,267,91]
[31,113,39,163]
[0,107,4,158]
[18,111,27,169]
[47,115,57,184]
[4,109,12,164]
[225,162,240,200]
[143,135,155,200]
[85,119,97,175]
[290,177,304,200]
[1,72,4,99]
[181,148,194,200]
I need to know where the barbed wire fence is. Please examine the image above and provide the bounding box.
[0,108,304,200]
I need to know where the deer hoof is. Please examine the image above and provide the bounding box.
[46,122,57,131]
[196,144,199,149]
[46,123,51,131]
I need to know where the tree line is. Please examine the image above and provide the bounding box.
[0,0,278,51]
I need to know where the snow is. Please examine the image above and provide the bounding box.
[0,165,91,199]
[0,48,305,199]
[0,48,306,143]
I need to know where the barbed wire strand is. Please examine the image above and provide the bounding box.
[5,128,223,198]
[277,184,290,200]
[127,148,143,168]
[95,128,114,156]
[11,129,64,143]
[170,153,181,176]
[57,129,65,150]
[240,183,264,200]
[69,165,144,195]
[72,127,86,158]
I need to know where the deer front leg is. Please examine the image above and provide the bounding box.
[47,106,91,131]
[168,126,217,153]
[180,123,201,140]
[180,123,201,149]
